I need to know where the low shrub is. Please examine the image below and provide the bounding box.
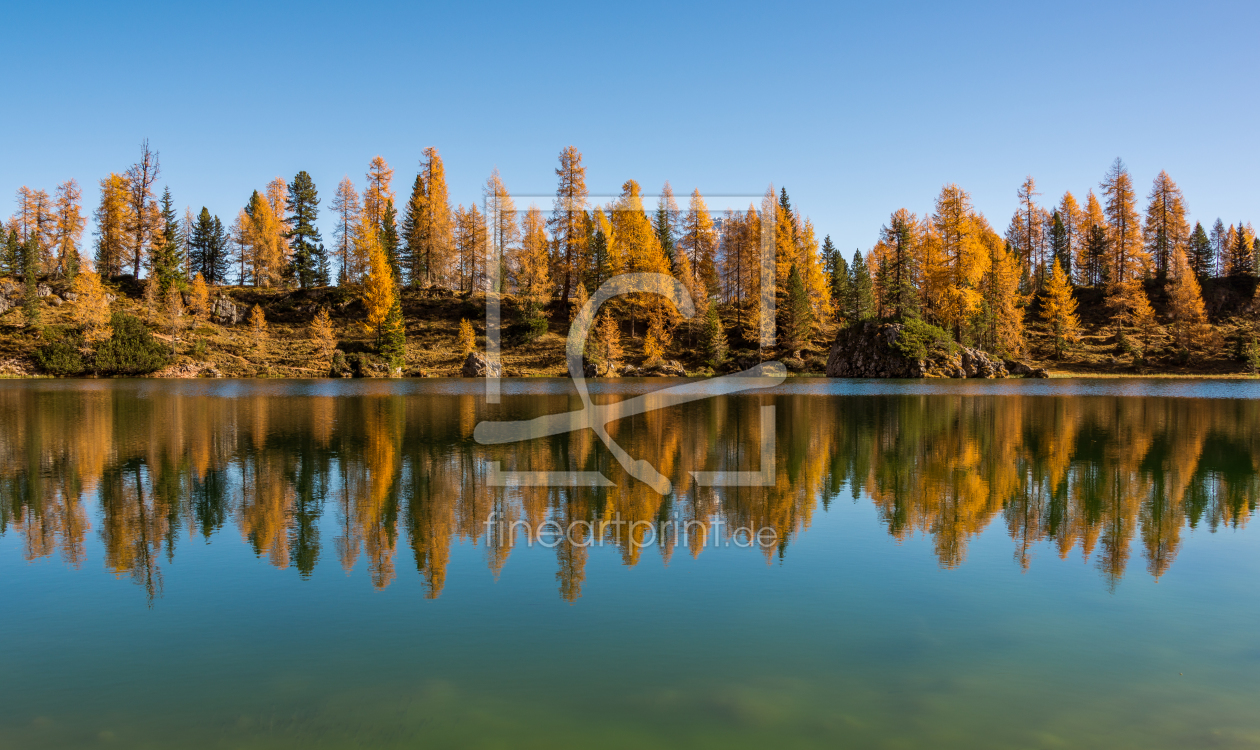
[35,327,86,376]
[94,312,171,375]
[892,318,956,361]
[505,302,548,347]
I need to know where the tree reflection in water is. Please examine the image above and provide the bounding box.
[1,382,1256,604]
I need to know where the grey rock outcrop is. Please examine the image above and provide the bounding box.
[826,321,1010,379]
[211,296,240,325]
[643,359,686,377]
[461,351,503,378]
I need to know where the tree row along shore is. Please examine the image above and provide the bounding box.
[2,143,1259,378]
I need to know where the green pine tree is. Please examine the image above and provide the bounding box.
[0,222,12,276]
[851,250,874,321]
[149,187,186,292]
[1049,210,1071,280]
[780,263,812,356]
[381,198,400,283]
[822,235,852,321]
[286,171,323,288]
[23,235,41,329]
[1084,224,1109,287]
[379,297,407,371]
[400,174,427,286]
[702,302,729,370]
[1188,222,1212,279]
[654,201,676,268]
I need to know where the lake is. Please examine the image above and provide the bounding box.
[2,378,1259,749]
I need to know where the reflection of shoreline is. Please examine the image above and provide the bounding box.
[0,383,1256,603]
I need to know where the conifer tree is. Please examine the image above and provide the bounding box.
[589,208,615,289]
[979,238,1025,356]
[1144,170,1190,278]
[484,170,518,293]
[1227,222,1254,277]
[702,302,729,370]
[457,317,476,356]
[22,236,40,329]
[330,177,362,285]
[1167,248,1211,352]
[309,306,337,360]
[826,239,852,323]
[0,220,9,276]
[360,240,397,349]
[879,208,919,319]
[379,298,406,372]
[124,140,162,278]
[851,250,874,321]
[400,173,426,286]
[1110,280,1158,355]
[239,190,286,287]
[780,263,812,356]
[417,147,455,286]
[549,146,588,303]
[654,182,679,268]
[1007,176,1045,289]
[570,281,589,323]
[94,173,131,278]
[1049,210,1070,279]
[1077,191,1108,286]
[1210,219,1228,275]
[248,304,267,353]
[517,206,551,301]
[189,273,210,320]
[69,270,110,341]
[933,184,986,340]
[52,180,85,281]
[773,187,797,292]
[1057,192,1085,284]
[1040,259,1080,359]
[286,171,323,288]
[1188,222,1213,279]
[381,198,400,283]
[149,187,185,291]
[1101,158,1146,284]
[796,217,831,322]
[589,313,623,370]
[679,189,718,296]
[362,156,395,232]
[643,310,671,364]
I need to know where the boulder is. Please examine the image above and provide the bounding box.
[36,284,52,298]
[0,296,10,315]
[461,351,502,378]
[211,296,239,325]
[583,360,619,378]
[45,295,64,307]
[826,321,1009,379]
[1003,359,1049,378]
[61,291,78,302]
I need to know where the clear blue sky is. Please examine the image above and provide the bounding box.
[3,0,1257,256]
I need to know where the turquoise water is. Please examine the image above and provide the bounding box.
[1,378,1258,748]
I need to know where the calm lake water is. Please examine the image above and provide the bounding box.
[2,378,1259,749]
